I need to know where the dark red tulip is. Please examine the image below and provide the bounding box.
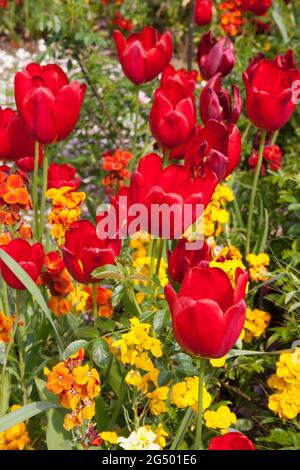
[208,432,255,450]
[184,121,229,180]
[194,0,213,26]
[62,220,121,284]
[0,239,44,290]
[161,65,198,95]
[113,26,172,85]
[47,163,80,190]
[197,32,236,80]
[241,0,272,16]
[129,153,218,238]
[168,239,210,285]
[249,144,283,175]
[200,73,242,125]
[165,266,248,358]
[150,82,196,149]
[243,50,300,131]
[0,106,42,163]
[14,63,86,144]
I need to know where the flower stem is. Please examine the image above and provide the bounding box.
[195,358,206,450]
[271,130,279,146]
[187,0,195,72]
[1,279,9,315]
[155,239,165,276]
[92,284,98,321]
[245,130,267,254]
[126,284,142,316]
[148,238,158,286]
[170,407,193,450]
[130,87,140,173]
[32,142,40,239]
[242,121,252,144]
[38,146,48,242]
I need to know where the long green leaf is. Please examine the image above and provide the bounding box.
[0,401,59,432]
[0,249,64,356]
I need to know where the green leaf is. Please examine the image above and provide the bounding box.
[257,208,269,254]
[0,371,10,417]
[0,249,64,356]
[46,409,72,450]
[0,401,58,432]
[112,284,124,307]
[92,264,122,280]
[34,377,58,404]
[91,339,111,368]
[62,340,88,360]
[74,326,99,340]
[272,9,289,43]
[95,396,109,431]
[153,309,168,334]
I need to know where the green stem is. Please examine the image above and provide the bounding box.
[32,142,40,239]
[155,239,165,276]
[242,121,252,144]
[130,87,140,172]
[38,146,48,242]
[271,130,279,146]
[195,358,206,450]
[92,284,98,320]
[109,377,127,428]
[1,279,9,315]
[291,0,299,26]
[170,407,193,450]
[126,284,142,316]
[148,238,158,286]
[245,130,267,254]
[187,0,195,72]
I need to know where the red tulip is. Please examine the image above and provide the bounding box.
[150,82,196,149]
[0,239,44,290]
[184,121,229,180]
[200,73,242,125]
[243,50,300,131]
[14,63,86,144]
[161,65,198,95]
[249,144,283,175]
[47,163,80,190]
[165,266,248,358]
[197,32,236,80]
[113,26,172,85]
[241,0,272,16]
[208,432,255,450]
[0,106,42,163]
[168,239,210,285]
[62,220,121,284]
[194,0,213,26]
[129,153,218,238]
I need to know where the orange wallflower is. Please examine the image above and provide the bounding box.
[0,406,30,451]
[0,311,13,343]
[84,286,113,318]
[0,167,31,226]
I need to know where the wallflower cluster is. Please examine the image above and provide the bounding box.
[246,253,270,282]
[0,166,31,226]
[171,376,212,413]
[204,405,237,431]
[204,183,234,238]
[268,350,300,420]
[244,308,271,343]
[210,245,246,286]
[0,405,30,450]
[46,186,86,244]
[219,0,243,37]
[102,148,132,195]
[0,311,13,342]
[45,349,101,431]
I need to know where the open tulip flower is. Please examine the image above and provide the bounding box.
[14,63,86,144]
[129,153,218,238]
[160,65,198,95]
[197,31,236,80]
[208,432,255,450]
[113,26,172,85]
[241,0,272,16]
[194,0,213,26]
[150,82,196,149]
[243,50,300,131]
[62,220,121,284]
[0,239,44,290]
[165,266,249,358]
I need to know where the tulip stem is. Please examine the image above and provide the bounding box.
[170,407,193,450]
[242,121,252,144]
[291,0,299,26]
[131,87,140,172]
[38,146,49,242]
[195,357,206,450]
[148,238,158,286]
[187,0,196,72]
[1,278,9,316]
[245,130,267,254]
[92,284,98,321]
[271,130,279,146]
[32,142,40,239]
[155,239,165,276]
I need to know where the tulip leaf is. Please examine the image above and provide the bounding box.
[62,340,89,360]
[46,408,72,450]
[228,348,294,358]
[272,9,289,43]
[0,401,59,432]
[92,264,123,280]
[0,249,64,357]
[0,371,10,417]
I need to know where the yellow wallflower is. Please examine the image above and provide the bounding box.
[210,259,246,287]
[171,376,212,412]
[154,424,168,449]
[204,405,237,430]
[100,431,119,445]
[246,253,270,282]
[67,285,89,313]
[210,356,227,368]
[147,386,169,416]
[130,232,150,260]
[132,256,168,303]
[0,405,30,451]
[204,184,234,237]
[244,308,271,343]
